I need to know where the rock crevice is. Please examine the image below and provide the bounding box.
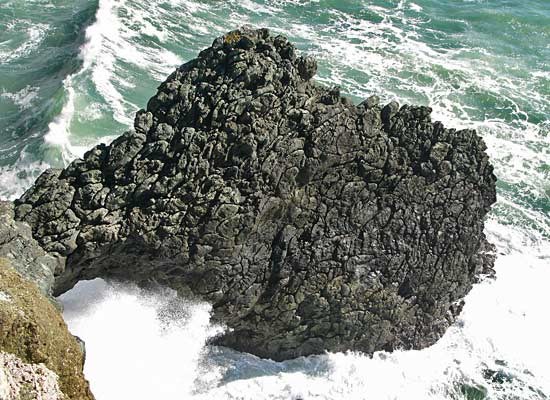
[14,28,496,361]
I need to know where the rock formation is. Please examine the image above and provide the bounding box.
[14,28,496,361]
[0,352,65,400]
[0,257,94,399]
[0,202,62,301]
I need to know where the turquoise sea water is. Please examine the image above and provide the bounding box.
[1,1,549,399]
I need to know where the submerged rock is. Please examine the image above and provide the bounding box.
[15,27,496,360]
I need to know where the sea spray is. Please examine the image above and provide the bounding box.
[59,279,224,400]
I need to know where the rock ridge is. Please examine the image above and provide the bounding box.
[14,27,496,360]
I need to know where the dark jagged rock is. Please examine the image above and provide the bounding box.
[14,27,497,361]
[0,202,62,301]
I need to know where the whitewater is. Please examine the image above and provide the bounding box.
[1,0,549,399]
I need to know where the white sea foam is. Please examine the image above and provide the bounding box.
[0,150,50,201]
[0,85,40,110]
[80,0,185,108]
[44,76,78,161]
[42,0,190,166]
[78,102,105,122]
[409,3,423,12]
[0,22,49,63]
[41,0,118,163]
[59,280,224,400]
[81,0,130,111]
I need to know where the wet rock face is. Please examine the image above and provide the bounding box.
[15,28,496,360]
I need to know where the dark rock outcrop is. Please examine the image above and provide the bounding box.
[0,202,62,301]
[14,28,496,360]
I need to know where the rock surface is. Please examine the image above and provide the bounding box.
[15,28,496,360]
[0,201,62,300]
[0,352,65,400]
[0,259,94,399]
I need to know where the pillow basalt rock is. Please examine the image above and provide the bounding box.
[15,27,497,361]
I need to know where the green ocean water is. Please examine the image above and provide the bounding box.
[1,1,549,399]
